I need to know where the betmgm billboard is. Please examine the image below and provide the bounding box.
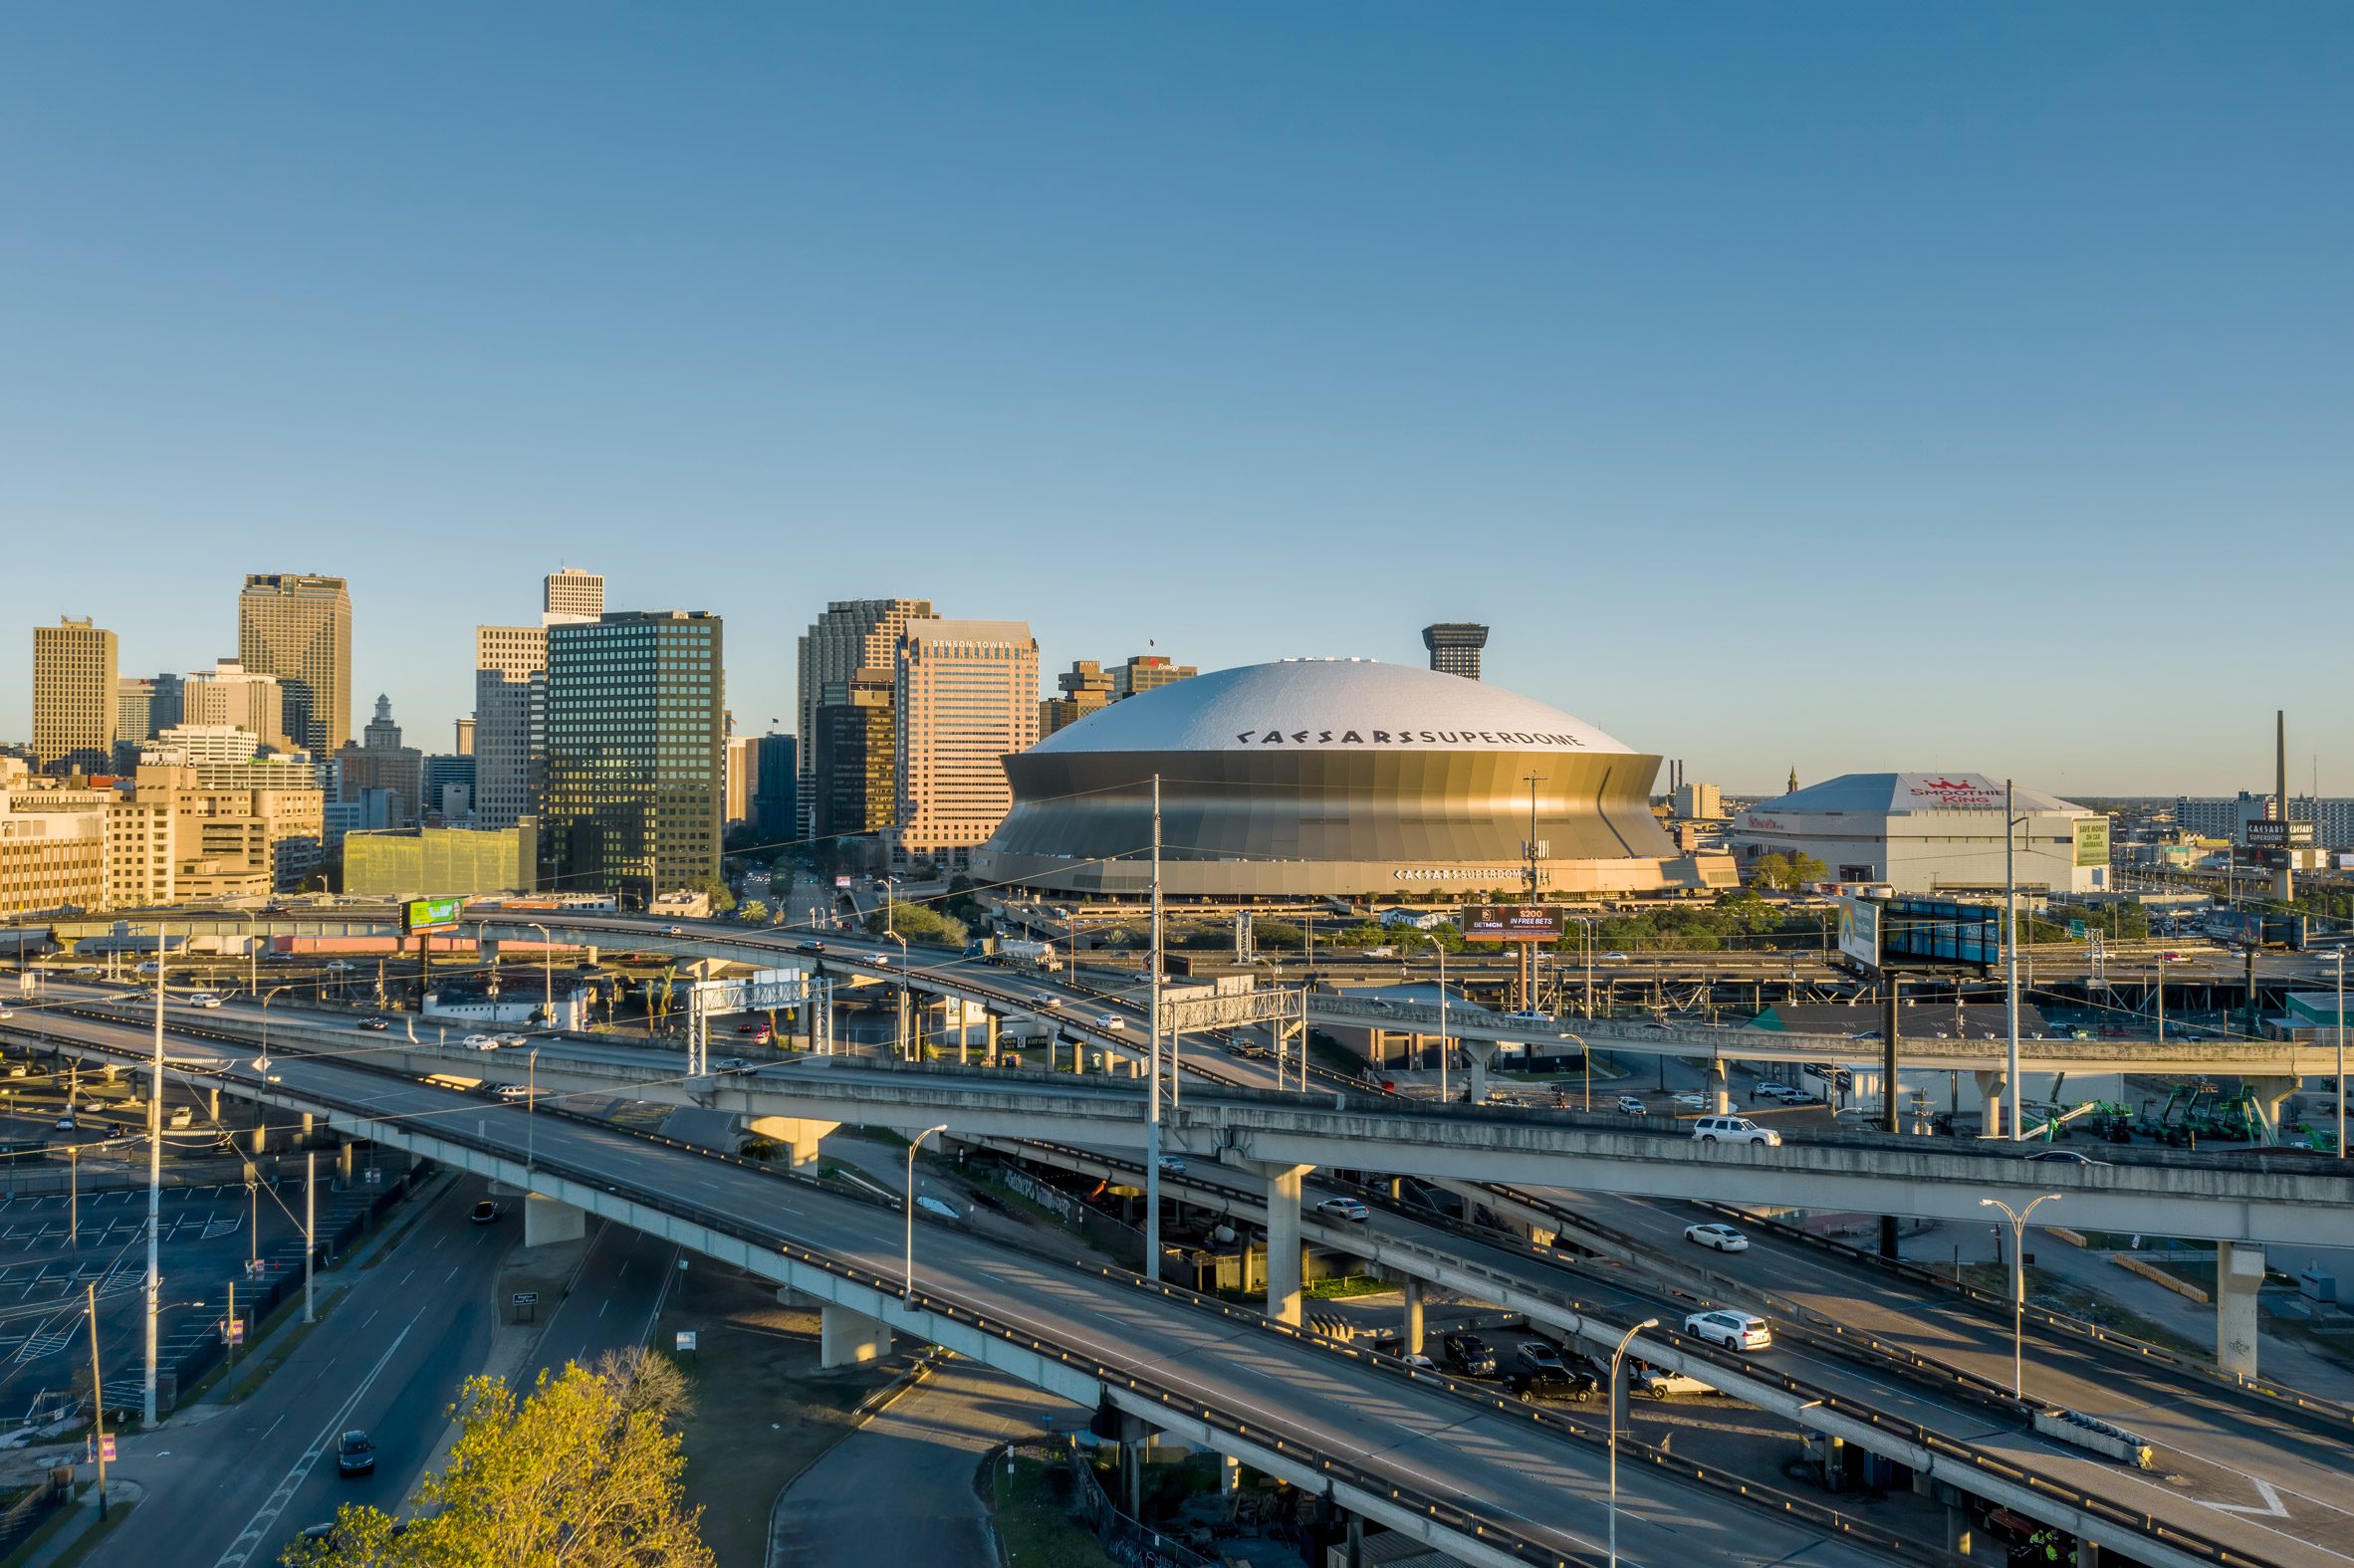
[1463,904,1565,944]
[401,896,465,935]
[1836,897,1880,969]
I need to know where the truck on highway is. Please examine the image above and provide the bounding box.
[992,939,1060,973]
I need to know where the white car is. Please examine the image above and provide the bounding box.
[1753,1083,1802,1103]
[1672,1092,1707,1110]
[1692,1115,1780,1147]
[1684,1310,1770,1351]
[462,1034,501,1051]
[1684,1223,1750,1252]
[1314,1197,1370,1223]
[1615,1095,1648,1116]
[1033,993,1062,1009]
[1094,1014,1126,1031]
[185,993,223,1008]
[495,1084,532,1101]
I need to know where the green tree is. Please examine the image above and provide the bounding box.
[866,901,968,948]
[283,1361,712,1568]
[737,900,771,926]
[1747,853,1795,891]
[1253,920,1305,952]
[684,873,736,915]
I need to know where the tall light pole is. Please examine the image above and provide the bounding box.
[887,931,910,1059]
[2334,950,2346,1160]
[1145,776,1164,1279]
[528,923,554,1029]
[143,925,164,1428]
[1433,930,1449,1103]
[257,985,290,1070]
[1980,1194,2060,1399]
[2003,781,2021,1141]
[1607,1316,1658,1568]
[2156,950,2169,1046]
[527,1048,539,1175]
[903,1123,949,1303]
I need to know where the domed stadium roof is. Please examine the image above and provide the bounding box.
[1031,659,1633,757]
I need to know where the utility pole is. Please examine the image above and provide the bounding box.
[1522,772,1546,1012]
[2004,782,2020,1142]
[304,1150,316,1324]
[1144,775,1163,1285]
[87,1281,109,1517]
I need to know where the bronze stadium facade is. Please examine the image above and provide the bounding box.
[973,659,1735,902]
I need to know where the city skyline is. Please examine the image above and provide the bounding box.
[5,7,2350,793]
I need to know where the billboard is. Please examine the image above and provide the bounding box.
[1462,904,1565,944]
[2244,820,2314,849]
[2072,817,2110,868]
[1881,896,2001,969]
[401,896,465,935]
[1836,897,1880,969]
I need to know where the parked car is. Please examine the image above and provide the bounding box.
[356,1017,389,1032]
[1615,1095,1648,1116]
[1683,1309,1771,1351]
[1683,1222,1750,1252]
[1314,1197,1369,1223]
[1753,1083,1801,1103]
[1440,1331,1498,1377]
[1672,1092,1707,1110]
[1627,1358,1716,1399]
[1691,1116,1780,1147]
[336,1430,376,1475]
[470,1200,502,1225]
[1512,1340,1598,1401]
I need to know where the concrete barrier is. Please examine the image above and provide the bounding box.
[2115,1254,2210,1304]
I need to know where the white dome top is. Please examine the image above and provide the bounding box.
[1032,659,1635,756]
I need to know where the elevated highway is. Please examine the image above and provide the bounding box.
[11,1004,1908,1568]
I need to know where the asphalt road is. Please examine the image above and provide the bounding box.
[91,1173,511,1568]
[42,1006,1887,1568]
[768,1359,1061,1568]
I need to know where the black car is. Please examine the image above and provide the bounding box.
[1513,1340,1599,1400]
[797,941,826,955]
[356,1017,389,1032]
[1441,1331,1498,1378]
[337,1430,376,1476]
[470,1200,501,1225]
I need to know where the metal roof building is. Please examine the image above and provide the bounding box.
[1731,773,2110,896]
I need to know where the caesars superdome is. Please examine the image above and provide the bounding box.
[974,659,1735,901]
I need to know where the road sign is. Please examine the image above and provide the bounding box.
[675,1330,698,1353]
[90,1434,115,1462]
[244,1258,267,1278]
[362,1167,382,1185]
[224,1317,244,1345]
[2068,920,2087,940]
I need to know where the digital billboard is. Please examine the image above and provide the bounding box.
[402,896,465,935]
[1836,897,1880,969]
[2072,817,2110,868]
[1462,904,1565,943]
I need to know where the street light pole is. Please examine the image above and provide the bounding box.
[1607,1316,1658,1568]
[143,924,164,1428]
[2335,951,2346,1161]
[903,1123,949,1303]
[529,923,554,1029]
[1434,932,1448,1103]
[2004,781,2021,1141]
[1979,1194,2060,1399]
[528,1048,539,1175]
[1146,775,1164,1281]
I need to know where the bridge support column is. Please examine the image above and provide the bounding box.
[1259,1162,1312,1326]
[1708,1058,1731,1115]
[2218,1240,2263,1377]
[1974,1071,2007,1136]
[2248,1076,2297,1142]
[523,1194,586,1247]
[300,1111,316,1139]
[337,1142,355,1183]
[1944,1499,1975,1557]
[819,1304,895,1368]
[1402,1276,1424,1357]
[986,1012,1000,1068]
[749,1116,838,1171]
[1461,1040,1497,1104]
[250,1124,268,1155]
[207,1087,220,1121]
[1218,1453,1240,1494]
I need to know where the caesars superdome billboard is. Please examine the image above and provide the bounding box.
[973,659,1734,900]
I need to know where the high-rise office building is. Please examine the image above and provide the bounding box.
[542,610,725,905]
[1041,661,1113,737]
[1421,622,1490,681]
[452,718,475,755]
[796,598,933,834]
[32,616,118,776]
[1110,654,1197,701]
[420,752,478,822]
[239,573,353,754]
[183,659,289,752]
[117,676,181,749]
[335,695,425,828]
[473,624,548,830]
[543,567,605,625]
[725,735,760,827]
[814,671,895,839]
[750,734,798,843]
[891,618,1038,871]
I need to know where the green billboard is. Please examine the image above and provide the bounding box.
[402,896,465,935]
[2072,817,2110,869]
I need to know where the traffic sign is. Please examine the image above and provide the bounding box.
[675,1330,698,1353]
[363,1168,382,1185]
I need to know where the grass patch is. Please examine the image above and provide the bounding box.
[1958,1263,2208,1358]
[991,1453,1115,1568]
[44,1493,137,1568]
[659,1266,904,1568]
[1304,1274,1396,1300]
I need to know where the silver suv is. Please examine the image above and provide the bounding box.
[1691,1115,1780,1147]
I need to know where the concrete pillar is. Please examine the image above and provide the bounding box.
[1945,1502,1975,1558]
[1345,1514,1363,1568]
[2079,1541,2101,1567]
[1402,1277,1424,1356]
[1070,1033,1083,1074]
[1262,1163,1311,1326]
[207,1087,221,1121]
[1462,1040,1497,1104]
[2218,1239,2263,1377]
[986,1012,1000,1067]
[337,1142,355,1182]
[748,1115,839,1171]
[300,1111,316,1139]
[2248,1076,2298,1142]
[1121,1440,1142,1515]
[522,1194,586,1247]
[1218,1453,1240,1495]
[250,1124,268,1155]
[819,1304,895,1368]
[1708,1058,1731,1115]
[1974,1070,2007,1136]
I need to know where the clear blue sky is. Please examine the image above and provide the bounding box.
[4,5,2347,795]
